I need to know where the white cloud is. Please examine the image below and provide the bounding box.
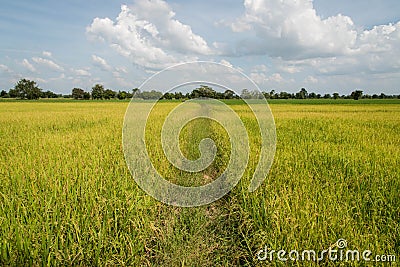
[250,69,283,84]
[249,69,297,89]
[304,75,318,84]
[115,66,128,74]
[220,0,400,92]
[0,64,12,73]
[219,59,233,68]
[227,0,400,77]
[230,0,358,58]
[91,55,112,71]
[49,73,66,81]
[42,51,52,57]
[36,78,48,84]
[32,57,64,71]
[268,73,283,83]
[87,1,213,69]
[91,56,133,87]
[251,64,268,72]
[114,76,132,87]
[249,64,269,84]
[277,64,301,74]
[21,59,36,72]
[250,64,284,85]
[250,72,267,84]
[71,68,91,77]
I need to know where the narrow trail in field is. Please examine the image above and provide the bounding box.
[147,100,249,265]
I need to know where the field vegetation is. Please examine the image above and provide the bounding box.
[0,100,399,266]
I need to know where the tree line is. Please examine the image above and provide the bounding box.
[1,78,399,100]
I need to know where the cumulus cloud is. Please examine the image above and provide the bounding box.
[92,55,112,71]
[250,66,284,84]
[229,0,358,58]
[71,68,91,77]
[304,75,318,84]
[268,73,284,83]
[42,51,52,57]
[0,64,12,73]
[113,74,132,87]
[249,72,267,84]
[21,59,36,72]
[49,73,66,82]
[35,78,47,84]
[249,71,297,90]
[251,64,268,72]
[250,65,270,84]
[276,63,301,74]
[32,57,64,71]
[232,0,400,89]
[227,0,400,77]
[219,59,233,68]
[115,66,128,74]
[87,0,213,69]
[90,55,132,86]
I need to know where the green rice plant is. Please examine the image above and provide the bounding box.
[0,100,398,266]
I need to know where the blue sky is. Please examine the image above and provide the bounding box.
[0,0,399,95]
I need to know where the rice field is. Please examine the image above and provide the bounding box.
[0,99,399,266]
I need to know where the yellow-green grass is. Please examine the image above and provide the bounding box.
[0,101,399,266]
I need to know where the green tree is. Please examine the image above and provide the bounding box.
[333,93,339,99]
[83,92,91,100]
[41,90,58,98]
[296,88,308,99]
[8,88,19,98]
[132,88,140,98]
[91,84,105,99]
[104,89,116,99]
[351,90,363,100]
[12,79,42,99]
[363,94,372,99]
[223,89,236,99]
[139,90,162,100]
[190,85,216,99]
[0,90,7,98]
[174,92,184,99]
[201,85,216,98]
[72,88,85,99]
[279,91,290,99]
[308,92,317,98]
[162,92,174,100]
[323,93,331,99]
[117,91,127,100]
[240,89,252,99]
[269,90,277,99]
